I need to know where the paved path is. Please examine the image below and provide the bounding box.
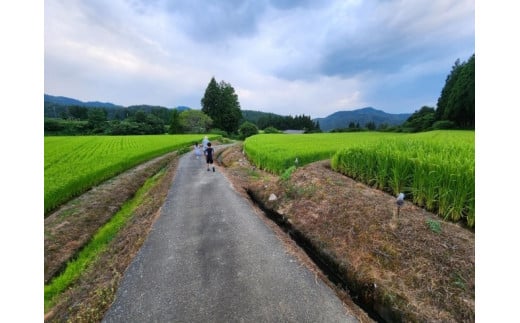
[103,145,358,322]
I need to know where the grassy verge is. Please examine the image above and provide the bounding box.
[44,168,166,312]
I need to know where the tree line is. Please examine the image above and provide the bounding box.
[45,76,320,137]
[45,53,473,137]
[329,53,475,133]
[255,113,320,132]
[400,53,475,132]
[44,105,172,135]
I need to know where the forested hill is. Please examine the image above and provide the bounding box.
[45,94,408,133]
[44,94,124,109]
[44,94,191,120]
[313,107,411,132]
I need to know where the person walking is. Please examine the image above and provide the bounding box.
[202,136,209,151]
[194,143,202,160]
[204,142,215,172]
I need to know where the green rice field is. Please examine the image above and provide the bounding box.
[44,134,218,214]
[244,131,475,227]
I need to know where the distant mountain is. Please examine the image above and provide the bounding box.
[44,95,409,132]
[44,94,196,120]
[175,106,191,112]
[44,94,195,111]
[44,94,124,109]
[314,107,411,132]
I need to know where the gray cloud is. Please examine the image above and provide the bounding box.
[268,0,322,10]
[289,0,474,79]
[159,0,267,43]
[44,0,475,116]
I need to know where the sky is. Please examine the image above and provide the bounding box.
[44,0,475,118]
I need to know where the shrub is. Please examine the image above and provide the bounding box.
[238,121,259,139]
[263,126,280,134]
[210,128,228,137]
[432,120,456,130]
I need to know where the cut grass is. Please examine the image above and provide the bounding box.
[44,168,166,311]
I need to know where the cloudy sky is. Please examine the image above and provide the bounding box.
[44,0,474,118]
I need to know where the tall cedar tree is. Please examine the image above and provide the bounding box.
[436,54,475,129]
[201,77,242,134]
[168,109,182,134]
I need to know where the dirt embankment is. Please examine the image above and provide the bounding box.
[218,144,475,322]
[44,153,180,322]
[44,152,179,284]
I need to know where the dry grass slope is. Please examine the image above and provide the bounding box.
[219,144,474,322]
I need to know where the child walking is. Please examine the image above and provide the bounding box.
[204,142,215,172]
[194,143,202,160]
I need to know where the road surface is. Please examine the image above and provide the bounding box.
[103,145,358,322]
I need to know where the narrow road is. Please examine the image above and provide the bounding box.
[103,145,358,322]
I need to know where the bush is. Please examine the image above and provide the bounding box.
[238,121,259,139]
[432,120,456,130]
[44,118,90,135]
[263,126,280,134]
[209,128,228,137]
[44,118,65,132]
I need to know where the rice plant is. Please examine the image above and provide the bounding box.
[331,131,474,227]
[244,131,474,227]
[45,134,219,214]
